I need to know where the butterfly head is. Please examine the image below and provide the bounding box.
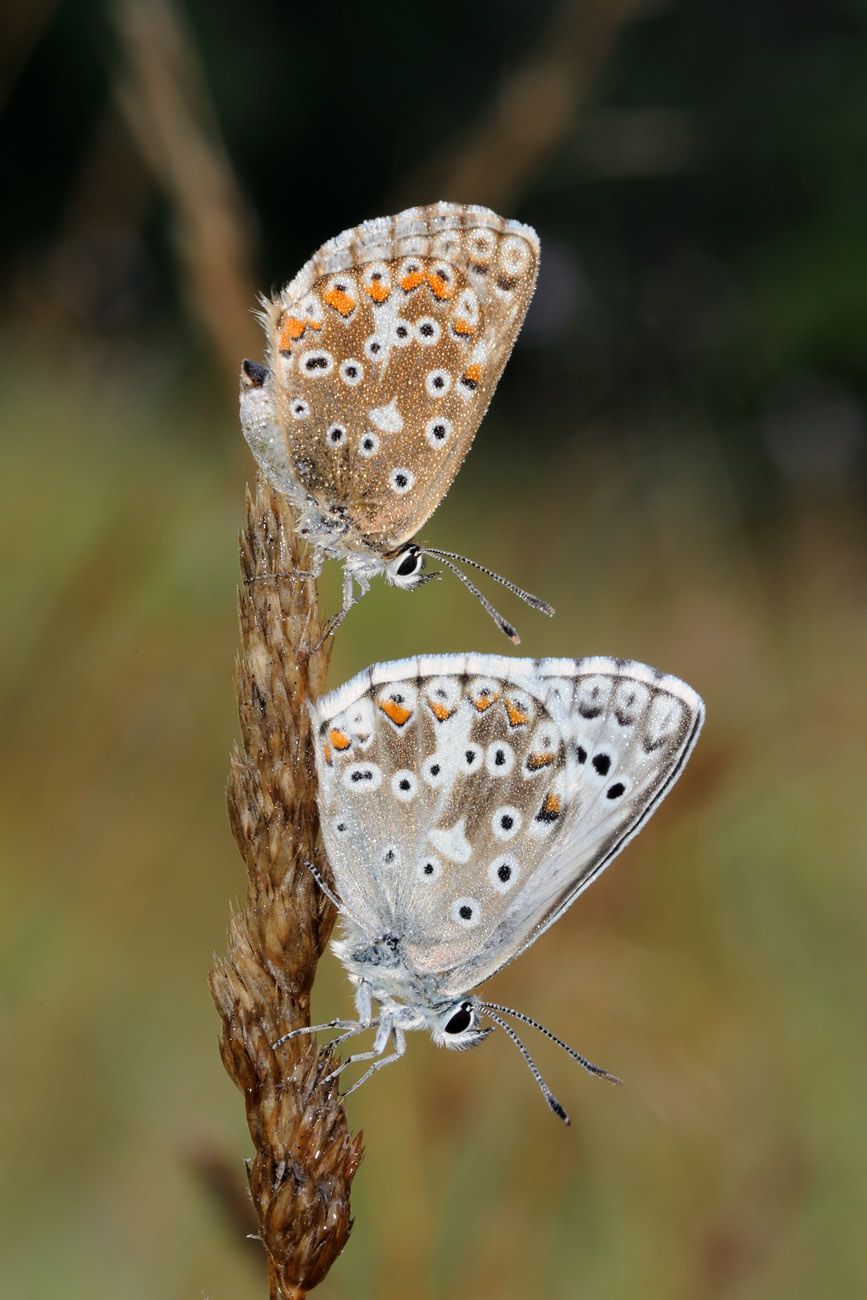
[430,998,492,1051]
[384,543,441,592]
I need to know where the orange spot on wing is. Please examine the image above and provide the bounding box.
[526,752,555,771]
[539,793,561,820]
[505,698,530,727]
[452,317,474,337]
[365,280,390,303]
[400,270,425,292]
[328,728,351,751]
[279,316,306,348]
[427,271,455,300]
[471,692,498,712]
[464,362,482,384]
[428,700,454,722]
[323,742,333,766]
[379,699,412,726]
[323,287,356,316]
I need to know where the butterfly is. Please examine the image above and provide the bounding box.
[276,653,705,1121]
[240,202,552,642]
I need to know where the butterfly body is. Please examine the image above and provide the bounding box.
[292,654,705,1110]
[332,919,491,1052]
[240,204,544,634]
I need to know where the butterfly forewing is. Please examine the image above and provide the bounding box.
[311,655,704,994]
[456,660,704,994]
[263,204,539,551]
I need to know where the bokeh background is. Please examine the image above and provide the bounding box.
[2,1,866,1297]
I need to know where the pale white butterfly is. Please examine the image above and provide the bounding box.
[240,202,552,642]
[276,654,704,1121]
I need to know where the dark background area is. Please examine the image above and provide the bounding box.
[2,2,866,1297]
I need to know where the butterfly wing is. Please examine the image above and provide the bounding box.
[260,204,539,552]
[433,657,705,996]
[311,655,704,995]
[311,654,556,944]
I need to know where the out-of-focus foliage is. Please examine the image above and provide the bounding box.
[1,1,866,1298]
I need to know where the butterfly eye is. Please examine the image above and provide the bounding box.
[396,549,422,578]
[444,1003,474,1035]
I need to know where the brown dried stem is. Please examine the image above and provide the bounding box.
[210,477,362,1298]
[114,0,262,383]
[388,0,646,213]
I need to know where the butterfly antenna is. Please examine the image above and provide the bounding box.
[482,1002,622,1086]
[304,860,343,910]
[483,1008,570,1123]
[421,551,521,644]
[423,547,554,617]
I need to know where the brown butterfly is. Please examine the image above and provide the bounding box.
[240,202,553,641]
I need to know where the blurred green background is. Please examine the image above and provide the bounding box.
[2,1,866,1297]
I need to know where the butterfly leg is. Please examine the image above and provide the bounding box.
[342,1025,408,1097]
[326,1022,380,1052]
[324,1012,394,1084]
[271,1018,366,1051]
[289,547,326,581]
[273,981,378,1051]
[310,568,370,650]
[244,547,326,585]
[321,987,379,1052]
